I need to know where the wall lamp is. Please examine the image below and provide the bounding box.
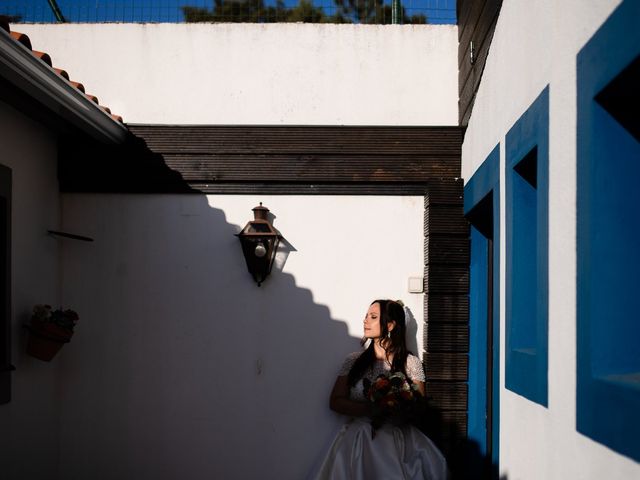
[236,203,282,286]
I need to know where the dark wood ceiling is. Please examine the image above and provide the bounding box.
[59,125,463,194]
[458,0,503,126]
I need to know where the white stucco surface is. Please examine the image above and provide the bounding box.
[462,0,640,478]
[0,100,62,479]
[18,23,458,126]
[58,194,425,479]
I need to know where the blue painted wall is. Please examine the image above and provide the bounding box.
[464,145,500,469]
[576,0,640,463]
[468,226,489,455]
[505,87,549,407]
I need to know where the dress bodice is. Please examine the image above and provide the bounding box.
[337,351,425,402]
[312,351,446,479]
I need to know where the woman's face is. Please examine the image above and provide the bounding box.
[364,302,382,339]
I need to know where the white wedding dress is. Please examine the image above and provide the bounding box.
[311,353,448,480]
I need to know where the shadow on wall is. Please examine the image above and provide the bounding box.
[448,439,504,480]
[419,403,505,480]
[55,176,362,478]
[404,307,419,359]
[52,133,453,479]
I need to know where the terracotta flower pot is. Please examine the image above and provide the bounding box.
[26,325,72,362]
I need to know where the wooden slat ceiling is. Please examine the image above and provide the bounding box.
[457,0,503,126]
[128,126,463,185]
[129,125,463,154]
[59,125,463,194]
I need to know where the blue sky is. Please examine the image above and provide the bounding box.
[2,0,456,23]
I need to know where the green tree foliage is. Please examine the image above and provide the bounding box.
[183,0,328,23]
[182,0,426,24]
[285,0,327,22]
[333,0,427,24]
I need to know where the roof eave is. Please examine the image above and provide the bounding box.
[0,29,127,144]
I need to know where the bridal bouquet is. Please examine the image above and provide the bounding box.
[363,372,425,438]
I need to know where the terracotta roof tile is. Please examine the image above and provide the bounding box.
[69,80,85,93]
[10,31,31,49]
[53,68,69,80]
[4,24,124,124]
[32,50,52,66]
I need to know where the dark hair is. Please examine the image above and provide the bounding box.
[347,299,410,387]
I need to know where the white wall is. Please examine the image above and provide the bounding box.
[58,194,425,479]
[0,100,62,479]
[462,0,640,478]
[7,20,451,479]
[18,23,458,126]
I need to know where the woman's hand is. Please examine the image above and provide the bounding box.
[329,376,373,417]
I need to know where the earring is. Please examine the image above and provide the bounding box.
[387,331,391,339]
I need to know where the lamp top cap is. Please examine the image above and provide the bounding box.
[252,203,270,221]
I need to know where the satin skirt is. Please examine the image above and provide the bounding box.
[311,418,448,480]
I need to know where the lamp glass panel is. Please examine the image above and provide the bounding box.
[247,223,271,233]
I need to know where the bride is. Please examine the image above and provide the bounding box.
[311,299,448,480]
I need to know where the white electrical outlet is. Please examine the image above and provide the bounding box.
[408,276,424,294]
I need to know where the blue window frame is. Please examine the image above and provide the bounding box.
[577,0,640,462]
[464,145,500,470]
[505,87,549,407]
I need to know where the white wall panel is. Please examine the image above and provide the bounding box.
[0,100,61,479]
[58,193,424,479]
[462,0,640,478]
[18,23,458,126]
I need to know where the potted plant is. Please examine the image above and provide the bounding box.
[26,305,79,361]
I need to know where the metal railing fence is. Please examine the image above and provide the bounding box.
[1,0,456,24]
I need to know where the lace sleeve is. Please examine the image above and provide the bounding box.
[337,351,361,376]
[406,354,425,382]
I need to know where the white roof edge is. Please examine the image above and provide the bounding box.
[0,28,128,144]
